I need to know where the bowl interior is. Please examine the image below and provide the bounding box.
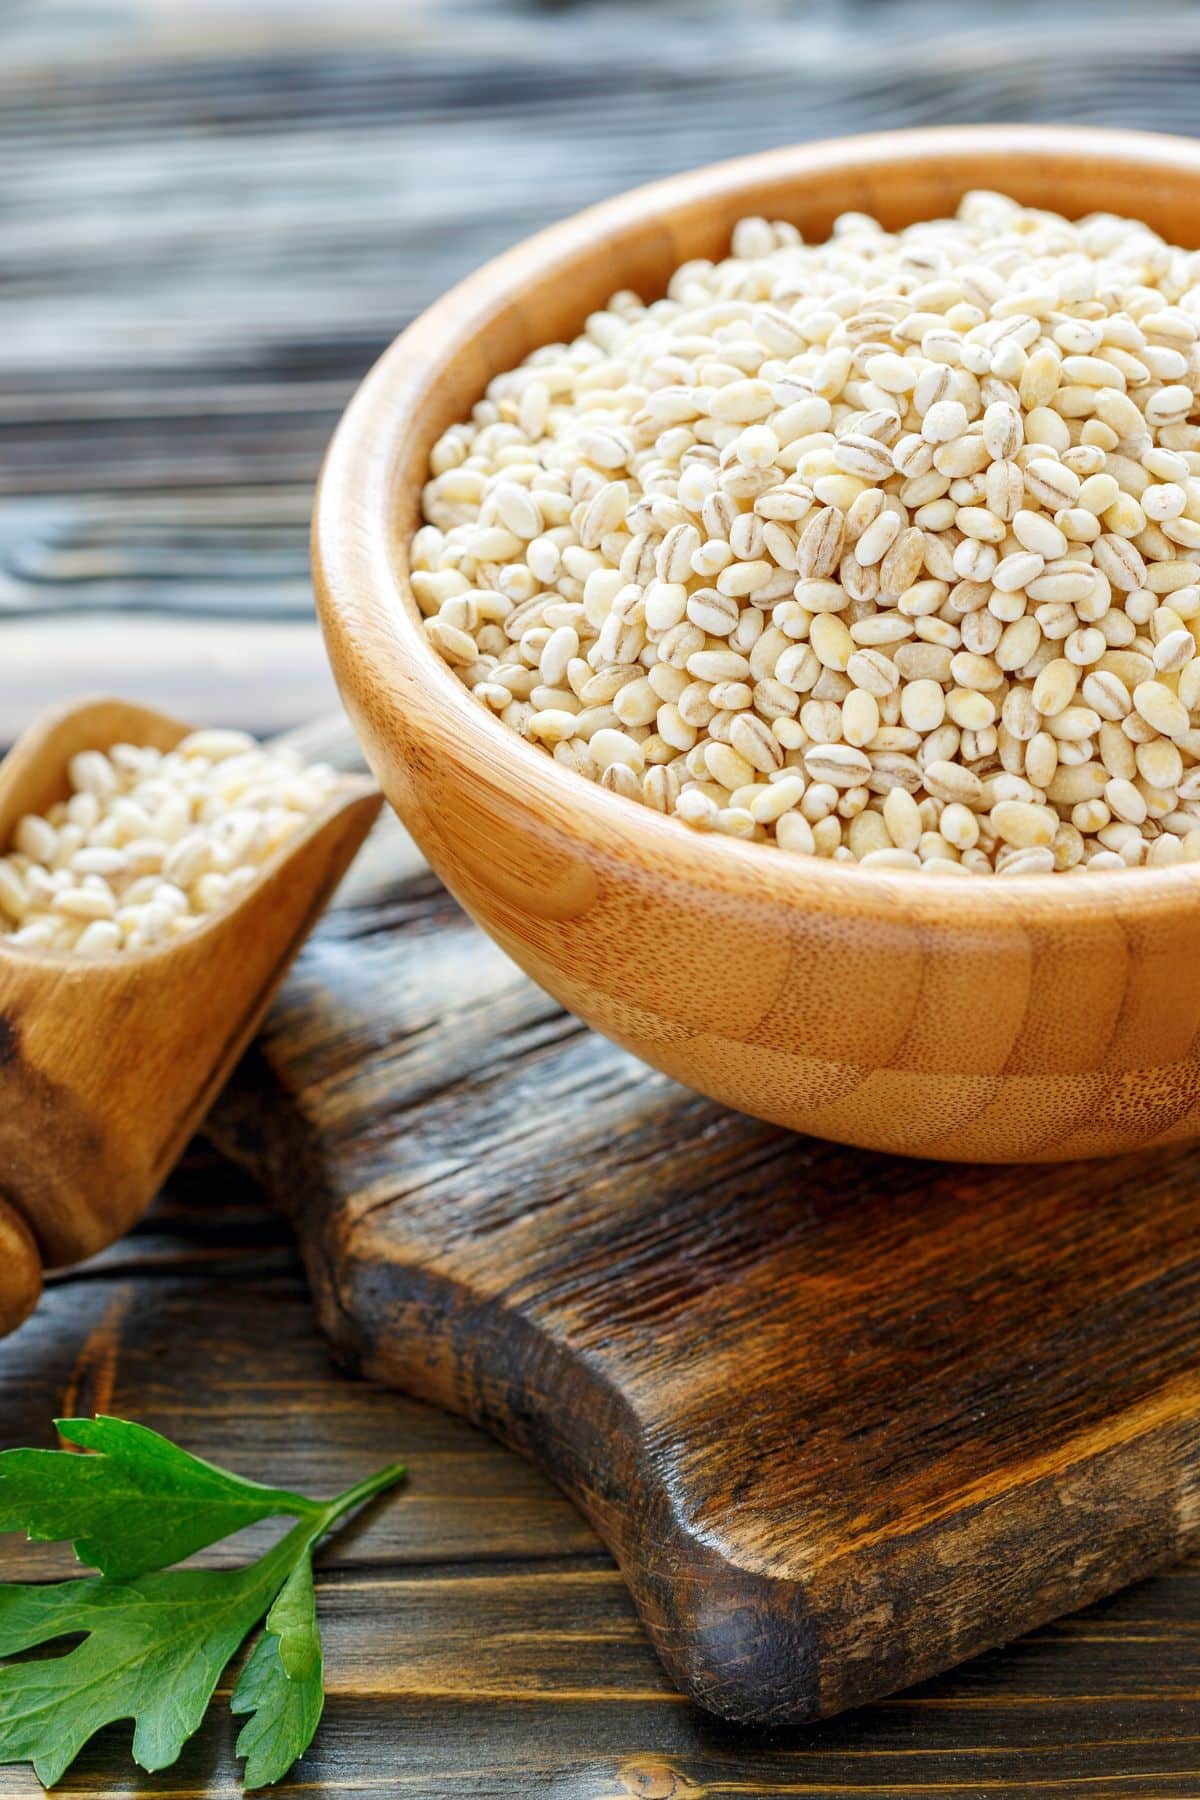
[316,126,1200,925]
[384,126,1200,538]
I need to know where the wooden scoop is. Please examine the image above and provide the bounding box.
[0,697,382,1335]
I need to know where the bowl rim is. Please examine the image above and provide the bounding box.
[314,123,1200,927]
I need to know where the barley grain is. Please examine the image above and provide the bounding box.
[422,197,1200,873]
[1,737,341,952]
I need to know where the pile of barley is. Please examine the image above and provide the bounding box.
[415,192,1200,874]
[0,731,340,953]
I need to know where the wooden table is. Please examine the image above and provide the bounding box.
[3,4,1200,1793]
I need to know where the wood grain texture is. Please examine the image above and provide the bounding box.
[205,785,1200,1727]
[0,698,380,1301]
[316,125,1200,1164]
[11,0,1200,736]
[0,1000,1196,1796]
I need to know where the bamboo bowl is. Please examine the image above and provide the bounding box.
[315,125,1200,1163]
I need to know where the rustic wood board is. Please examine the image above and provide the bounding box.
[209,788,1200,1729]
[6,1145,1200,1796]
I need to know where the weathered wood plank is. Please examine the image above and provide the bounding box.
[8,1,1200,740]
[3,1567,1200,1797]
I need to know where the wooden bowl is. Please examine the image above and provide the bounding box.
[314,125,1200,1164]
[0,697,381,1334]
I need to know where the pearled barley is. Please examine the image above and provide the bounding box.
[419,193,1200,873]
[0,733,340,954]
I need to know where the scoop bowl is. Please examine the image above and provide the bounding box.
[0,696,381,1334]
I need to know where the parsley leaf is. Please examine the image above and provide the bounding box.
[0,1417,320,1578]
[0,1421,405,1790]
[232,1556,324,1789]
[0,1530,303,1787]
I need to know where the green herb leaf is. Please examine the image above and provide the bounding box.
[0,1419,406,1791]
[0,1417,319,1578]
[232,1557,325,1789]
[0,1529,303,1787]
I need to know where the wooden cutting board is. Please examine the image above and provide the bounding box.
[210,731,1200,1728]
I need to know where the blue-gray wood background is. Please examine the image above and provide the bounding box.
[5,0,1200,739]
